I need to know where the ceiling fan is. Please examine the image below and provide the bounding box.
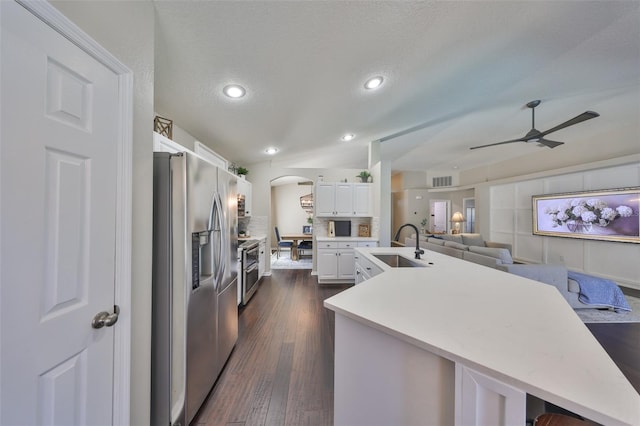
[469,100,599,150]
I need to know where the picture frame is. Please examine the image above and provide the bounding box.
[532,187,640,243]
[358,224,371,238]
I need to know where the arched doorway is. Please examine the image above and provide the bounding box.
[270,176,314,269]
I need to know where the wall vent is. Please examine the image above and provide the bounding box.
[432,176,453,188]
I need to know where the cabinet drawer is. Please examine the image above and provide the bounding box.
[338,242,357,249]
[317,241,338,249]
[357,241,378,248]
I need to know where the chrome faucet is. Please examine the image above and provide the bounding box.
[393,223,425,259]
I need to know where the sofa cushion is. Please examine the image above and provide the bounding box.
[427,237,445,246]
[461,233,485,247]
[469,246,513,264]
[441,234,463,244]
[444,241,469,251]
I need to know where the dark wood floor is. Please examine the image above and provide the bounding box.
[586,322,640,394]
[192,270,351,426]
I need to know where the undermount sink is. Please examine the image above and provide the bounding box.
[373,254,426,268]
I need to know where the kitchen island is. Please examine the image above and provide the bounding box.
[323,247,640,426]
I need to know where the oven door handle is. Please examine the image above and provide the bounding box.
[245,263,258,273]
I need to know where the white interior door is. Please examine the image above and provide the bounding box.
[1,2,125,424]
[430,200,451,234]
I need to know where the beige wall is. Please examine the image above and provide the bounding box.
[271,183,313,243]
[50,2,155,424]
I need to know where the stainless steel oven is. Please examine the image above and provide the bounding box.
[240,240,260,305]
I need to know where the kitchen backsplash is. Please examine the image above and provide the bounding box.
[314,217,379,239]
[239,215,268,238]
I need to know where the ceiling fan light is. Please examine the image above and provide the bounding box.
[265,147,278,155]
[364,76,383,90]
[341,133,355,141]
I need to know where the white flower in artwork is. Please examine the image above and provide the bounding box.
[572,205,587,216]
[601,207,617,221]
[581,211,597,223]
[557,211,569,221]
[571,199,586,207]
[587,199,607,210]
[599,219,608,226]
[617,205,633,217]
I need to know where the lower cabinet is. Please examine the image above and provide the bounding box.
[317,239,378,284]
[354,250,383,285]
[258,239,266,279]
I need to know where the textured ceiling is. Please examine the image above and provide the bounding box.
[153,1,640,174]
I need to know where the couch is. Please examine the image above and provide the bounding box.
[405,233,514,269]
[497,264,628,310]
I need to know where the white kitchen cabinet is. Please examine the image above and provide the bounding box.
[317,239,376,283]
[237,178,252,217]
[354,248,383,285]
[315,182,371,217]
[455,364,526,426]
[352,183,372,216]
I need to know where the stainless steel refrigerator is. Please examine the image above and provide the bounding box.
[151,151,238,426]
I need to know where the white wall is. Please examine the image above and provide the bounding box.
[50,2,155,424]
[486,159,640,290]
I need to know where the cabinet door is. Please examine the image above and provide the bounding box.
[258,241,266,277]
[334,183,354,216]
[315,183,336,216]
[244,180,252,216]
[337,248,355,280]
[237,179,252,217]
[353,183,371,216]
[317,249,338,280]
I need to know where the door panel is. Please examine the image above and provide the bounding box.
[1,2,120,424]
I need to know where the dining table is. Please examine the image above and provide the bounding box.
[280,234,312,261]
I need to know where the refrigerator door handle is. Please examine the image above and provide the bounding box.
[210,192,226,289]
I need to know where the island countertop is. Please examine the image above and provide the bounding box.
[324,247,640,425]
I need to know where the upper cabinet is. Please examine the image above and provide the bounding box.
[315,182,372,217]
[237,178,252,217]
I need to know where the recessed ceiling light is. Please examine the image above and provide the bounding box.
[223,84,246,98]
[341,133,355,141]
[364,76,384,90]
[265,147,278,155]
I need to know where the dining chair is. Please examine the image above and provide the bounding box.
[274,226,293,258]
[298,239,313,257]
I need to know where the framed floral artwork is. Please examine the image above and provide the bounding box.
[532,187,640,243]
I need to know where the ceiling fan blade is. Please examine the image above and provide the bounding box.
[539,111,599,137]
[536,138,564,149]
[469,138,524,150]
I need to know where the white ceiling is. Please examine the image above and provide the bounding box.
[153,1,640,174]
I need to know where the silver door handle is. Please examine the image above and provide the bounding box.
[91,305,120,329]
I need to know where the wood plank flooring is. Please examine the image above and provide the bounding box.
[192,270,351,426]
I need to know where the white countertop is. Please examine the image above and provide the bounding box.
[316,236,378,242]
[324,247,640,426]
[238,235,266,241]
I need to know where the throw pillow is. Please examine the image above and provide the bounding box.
[427,237,445,246]
[444,241,469,251]
[441,234,463,244]
[469,246,513,264]
[461,233,485,247]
